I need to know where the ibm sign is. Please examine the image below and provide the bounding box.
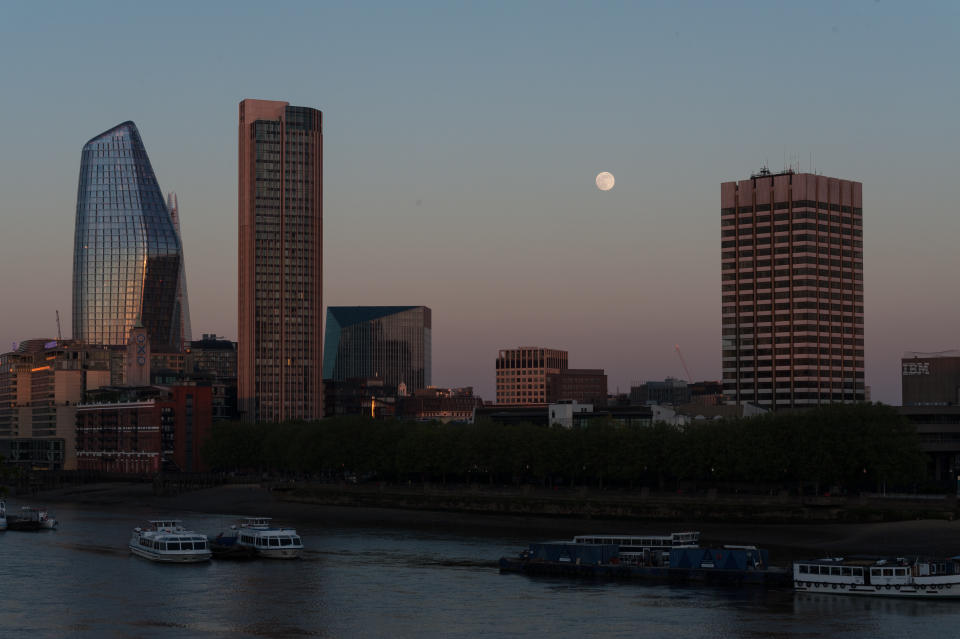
[902,362,931,376]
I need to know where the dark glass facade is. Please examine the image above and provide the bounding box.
[72,122,185,352]
[167,192,192,350]
[323,306,432,392]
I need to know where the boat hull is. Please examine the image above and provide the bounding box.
[255,547,302,559]
[795,581,960,599]
[6,518,45,531]
[209,539,258,560]
[129,544,212,563]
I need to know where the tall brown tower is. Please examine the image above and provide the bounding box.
[721,170,864,410]
[238,99,323,422]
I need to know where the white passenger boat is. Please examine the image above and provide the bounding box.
[794,556,960,598]
[573,531,700,564]
[129,520,212,563]
[0,500,6,531]
[22,506,58,529]
[235,517,303,559]
[7,506,58,531]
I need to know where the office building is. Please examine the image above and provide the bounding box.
[901,351,960,406]
[76,384,212,473]
[548,369,608,406]
[495,347,568,405]
[631,378,691,406]
[323,306,432,392]
[721,169,864,409]
[185,334,238,421]
[167,192,192,350]
[0,339,114,470]
[238,99,323,422]
[72,121,186,352]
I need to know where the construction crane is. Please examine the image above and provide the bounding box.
[674,344,693,383]
[56,310,63,343]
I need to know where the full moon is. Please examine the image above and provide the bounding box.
[595,171,615,191]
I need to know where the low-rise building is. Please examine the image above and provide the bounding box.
[76,385,212,474]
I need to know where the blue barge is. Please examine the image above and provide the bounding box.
[499,542,790,586]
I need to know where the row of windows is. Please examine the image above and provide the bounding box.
[722,201,862,214]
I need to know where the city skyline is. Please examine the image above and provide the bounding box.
[2,2,960,404]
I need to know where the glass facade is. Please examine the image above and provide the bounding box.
[323,306,432,392]
[72,122,185,352]
[167,193,192,349]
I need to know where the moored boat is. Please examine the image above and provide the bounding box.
[129,520,212,563]
[234,517,303,559]
[208,528,258,560]
[793,556,960,598]
[7,506,57,531]
[501,534,789,586]
[0,500,6,532]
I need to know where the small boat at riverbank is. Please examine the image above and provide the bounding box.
[129,520,212,563]
[793,556,960,598]
[208,530,258,560]
[233,517,303,559]
[0,500,6,531]
[7,506,57,531]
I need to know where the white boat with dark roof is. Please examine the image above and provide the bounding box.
[129,520,212,563]
[235,517,303,559]
[794,556,960,598]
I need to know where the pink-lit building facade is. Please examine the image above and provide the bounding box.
[238,99,323,422]
[496,347,567,405]
[721,170,864,410]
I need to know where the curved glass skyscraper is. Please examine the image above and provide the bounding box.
[72,121,185,351]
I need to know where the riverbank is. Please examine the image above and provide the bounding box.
[20,481,960,561]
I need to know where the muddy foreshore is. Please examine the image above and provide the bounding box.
[18,482,960,562]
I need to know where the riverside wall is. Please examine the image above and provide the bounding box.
[273,483,960,524]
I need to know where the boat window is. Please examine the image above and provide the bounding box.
[831,567,841,576]
[293,537,302,545]
[270,538,280,547]
[841,567,852,576]
[883,569,893,576]
[168,542,180,551]
[799,565,808,574]
[257,538,264,546]
[280,538,291,546]
[196,541,206,549]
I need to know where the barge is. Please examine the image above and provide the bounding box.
[500,540,789,586]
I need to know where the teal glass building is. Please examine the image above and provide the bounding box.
[323,306,431,392]
[72,122,186,351]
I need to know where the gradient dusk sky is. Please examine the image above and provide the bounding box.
[1,1,958,404]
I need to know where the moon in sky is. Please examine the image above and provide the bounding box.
[595,171,615,191]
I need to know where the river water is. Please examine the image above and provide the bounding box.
[2,501,960,638]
